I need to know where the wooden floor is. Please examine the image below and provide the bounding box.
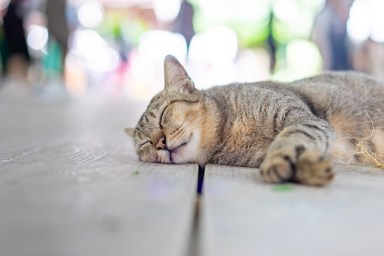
[1,89,384,256]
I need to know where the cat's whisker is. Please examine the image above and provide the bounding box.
[166,95,204,131]
[170,113,209,142]
[173,102,233,133]
[174,100,209,133]
[176,113,208,137]
[177,103,202,131]
[185,113,208,129]
[186,108,235,131]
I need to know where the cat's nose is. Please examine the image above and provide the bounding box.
[156,137,167,150]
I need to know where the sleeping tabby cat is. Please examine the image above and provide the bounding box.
[129,55,384,186]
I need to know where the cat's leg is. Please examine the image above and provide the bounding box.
[260,118,335,186]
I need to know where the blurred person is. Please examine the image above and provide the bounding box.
[172,0,195,52]
[311,0,353,71]
[45,0,69,80]
[113,24,131,65]
[2,0,30,80]
[266,9,277,72]
[0,17,6,76]
[111,17,133,90]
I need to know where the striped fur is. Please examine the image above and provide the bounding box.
[132,55,384,186]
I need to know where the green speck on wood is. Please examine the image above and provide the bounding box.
[272,184,294,192]
[132,170,140,175]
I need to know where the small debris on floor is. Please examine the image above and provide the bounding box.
[272,184,294,192]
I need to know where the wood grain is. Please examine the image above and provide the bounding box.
[202,164,384,256]
[0,97,198,256]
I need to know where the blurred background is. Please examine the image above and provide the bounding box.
[0,0,383,101]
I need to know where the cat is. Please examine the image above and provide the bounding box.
[128,55,384,186]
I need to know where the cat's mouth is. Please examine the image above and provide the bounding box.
[167,133,193,163]
[169,143,187,162]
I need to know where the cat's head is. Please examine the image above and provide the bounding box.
[129,55,220,166]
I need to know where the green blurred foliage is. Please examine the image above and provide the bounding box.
[191,0,324,47]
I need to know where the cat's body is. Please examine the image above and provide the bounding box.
[131,55,384,186]
[206,73,384,167]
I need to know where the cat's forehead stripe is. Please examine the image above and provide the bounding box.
[148,111,156,118]
[136,126,145,135]
[152,102,162,109]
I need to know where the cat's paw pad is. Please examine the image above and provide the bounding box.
[260,146,302,183]
[295,151,334,186]
[260,146,334,186]
[260,157,293,183]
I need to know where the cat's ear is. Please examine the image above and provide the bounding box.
[125,128,135,137]
[164,55,195,93]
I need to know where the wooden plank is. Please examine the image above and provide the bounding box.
[0,101,68,161]
[202,164,384,256]
[0,96,147,161]
[0,98,198,256]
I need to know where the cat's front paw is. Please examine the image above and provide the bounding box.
[295,151,334,186]
[157,150,172,164]
[260,146,334,186]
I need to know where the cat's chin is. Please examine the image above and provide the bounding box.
[169,147,188,163]
[173,130,201,163]
[165,145,193,164]
[155,130,201,164]
[155,146,191,164]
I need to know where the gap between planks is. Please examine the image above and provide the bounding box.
[186,165,205,256]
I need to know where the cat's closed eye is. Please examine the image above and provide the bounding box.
[138,141,152,149]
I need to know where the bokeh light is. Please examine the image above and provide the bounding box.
[348,0,370,43]
[27,25,49,51]
[348,0,384,44]
[77,1,105,29]
[71,29,119,74]
[0,0,9,11]
[2,0,384,98]
[285,39,322,79]
[139,30,187,65]
[368,1,384,43]
[189,27,238,66]
[153,0,180,23]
